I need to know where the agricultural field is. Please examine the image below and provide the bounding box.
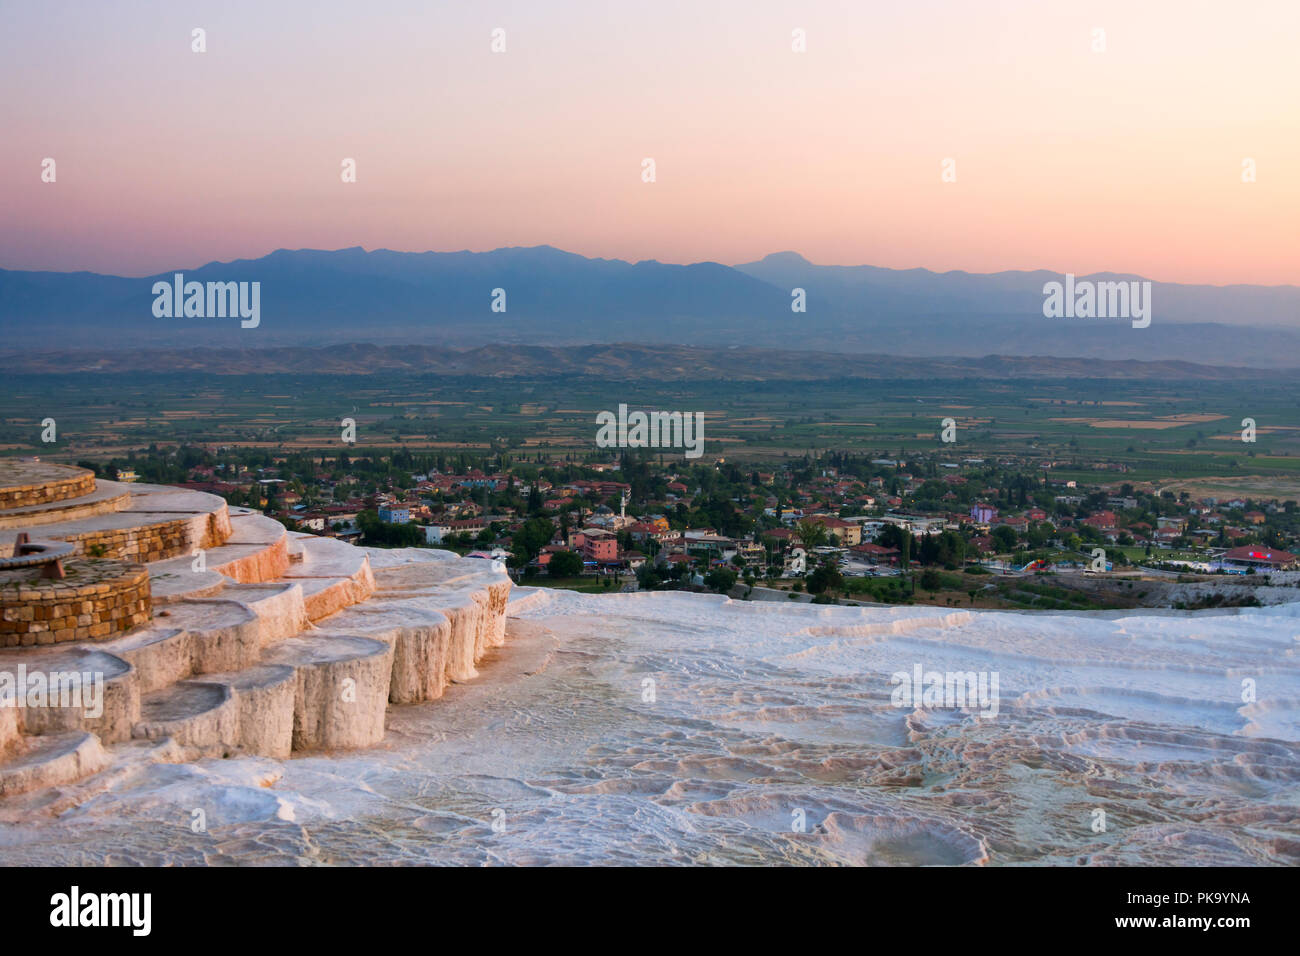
[3,372,1299,497]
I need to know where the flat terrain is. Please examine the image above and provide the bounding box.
[1157,475,1300,503]
[3,358,1299,482]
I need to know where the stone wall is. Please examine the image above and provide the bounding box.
[0,465,95,510]
[57,517,195,563]
[0,560,151,647]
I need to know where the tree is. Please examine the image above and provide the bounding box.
[511,516,555,564]
[704,567,738,594]
[878,524,913,566]
[806,562,844,596]
[636,563,663,590]
[796,519,828,549]
[357,510,424,548]
[920,568,941,593]
[547,550,583,577]
[991,525,1019,552]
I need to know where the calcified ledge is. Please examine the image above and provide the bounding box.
[0,463,511,798]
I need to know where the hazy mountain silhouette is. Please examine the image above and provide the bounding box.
[736,251,1300,327]
[2,246,1296,366]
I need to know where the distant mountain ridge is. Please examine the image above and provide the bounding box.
[1,246,1296,366]
[735,252,1299,328]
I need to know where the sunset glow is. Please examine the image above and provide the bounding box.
[2,0,1297,283]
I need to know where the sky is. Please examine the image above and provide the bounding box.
[1,0,1297,284]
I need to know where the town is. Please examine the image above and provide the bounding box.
[75,441,1300,611]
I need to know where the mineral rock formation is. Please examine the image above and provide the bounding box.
[0,462,512,796]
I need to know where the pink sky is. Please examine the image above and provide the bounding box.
[2,0,1296,284]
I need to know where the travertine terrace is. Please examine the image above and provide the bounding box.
[0,462,510,797]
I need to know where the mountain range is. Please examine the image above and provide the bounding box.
[2,246,1296,366]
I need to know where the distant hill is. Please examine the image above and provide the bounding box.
[734,251,1300,327]
[0,342,1283,382]
[2,246,1296,366]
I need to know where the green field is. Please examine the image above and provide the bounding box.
[4,372,1300,496]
